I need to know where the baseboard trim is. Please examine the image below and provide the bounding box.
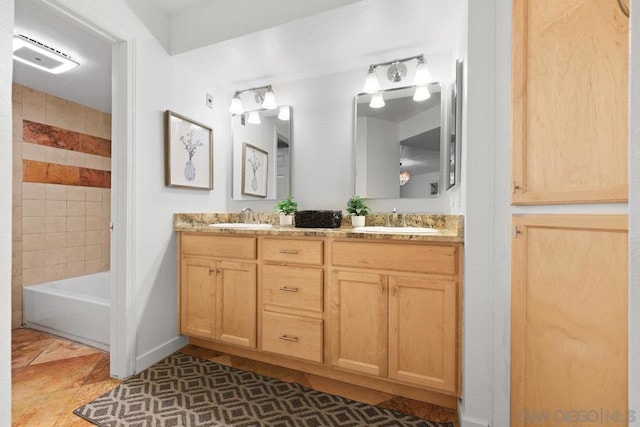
[135,335,188,374]
[458,413,490,427]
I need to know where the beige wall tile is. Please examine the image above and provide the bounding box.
[45,184,67,201]
[12,213,22,242]
[85,258,105,275]
[46,248,67,266]
[101,157,111,171]
[85,244,102,260]
[12,310,23,329]
[85,154,104,170]
[45,264,67,282]
[66,246,85,261]
[85,187,103,202]
[12,240,23,259]
[22,142,47,162]
[23,233,46,251]
[66,186,86,201]
[66,150,86,168]
[12,280,22,306]
[85,230,103,245]
[67,200,85,216]
[46,216,67,233]
[23,217,46,234]
[85,201,102,217]
[22,199,45,217]
[22,102,46,123]
[23,86,45,108]
[23,183,46,200]
[66,261,85,278]
[44,146,68,165]
[12,83,23,101]
[13,137,23,169]
[12,248,22,276]
[86,216,102,231]
[12,101,23,136]
[46,200,67,217]
[102,202,111,219]
[23,267,46,286]
[45,232,67,249]
[23,250,46,269]
[99,257,110,271]
[66,217,85,233]
[67,231,85,247]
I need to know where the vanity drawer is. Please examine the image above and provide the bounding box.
[331,241,457,275]
[263,265,323,314]
[262,238,324,265]
[262,311,323,363]
[181,234,256,260]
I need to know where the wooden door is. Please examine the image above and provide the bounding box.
[180,257,216,339]
[512,0,628,204]
[511,215,628,427]
[330,270,388,377]
[215,261,257,348]
[388,275,457,393]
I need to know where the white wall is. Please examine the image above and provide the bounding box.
[0,0,14,422]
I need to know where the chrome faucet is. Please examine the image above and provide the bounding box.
[241,207,259,224]
[386,208,406,227]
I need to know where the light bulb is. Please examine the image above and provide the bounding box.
[369,93,385,108]
[262,90,277,109]
[399,171,411,186]
[278,106,290,121]
[414,62,433,86]
[363,68,380,93]
[229,96,243,114]
[413,85,431,102]
[248,111,261,124]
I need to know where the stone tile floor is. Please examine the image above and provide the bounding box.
[11,328,459,426]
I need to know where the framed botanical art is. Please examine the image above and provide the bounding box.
[429,180,440,198]
[241,143,268,197]
[165,110,213,189]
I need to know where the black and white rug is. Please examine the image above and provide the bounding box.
[74,352,453,427]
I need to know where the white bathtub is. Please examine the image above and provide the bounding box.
[23,271,110,351]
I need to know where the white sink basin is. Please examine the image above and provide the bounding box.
[208,223,273,230]
[352,226,439,234]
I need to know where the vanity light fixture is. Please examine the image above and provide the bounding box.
[12,34,79,74]
[228,84,277,114]
[362,54,435,105]
[370,93,385,108]
[247,111,261,125]
[278,105,290,121]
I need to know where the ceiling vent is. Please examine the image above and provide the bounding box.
[12,34,79,74]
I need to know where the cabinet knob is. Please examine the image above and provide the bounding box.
[279,335,299,343]
[279,286,299,293]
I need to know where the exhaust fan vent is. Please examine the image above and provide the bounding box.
[12,34,79,74]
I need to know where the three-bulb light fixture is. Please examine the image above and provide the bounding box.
[362,54,434,109]
[228,85,289,124]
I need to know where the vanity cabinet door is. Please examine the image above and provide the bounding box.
[388,275,457,393]
[180,257,217,339]
[215,261,257,348]
[329,270,388,377]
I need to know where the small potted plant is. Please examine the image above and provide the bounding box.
[274,196,298,226]
[346,195,370,227]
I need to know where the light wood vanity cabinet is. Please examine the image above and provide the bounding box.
[330,241,460,394]
[179,234,257,348]
[178,231,462,407]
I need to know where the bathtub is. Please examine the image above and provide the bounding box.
[23,271,110,351]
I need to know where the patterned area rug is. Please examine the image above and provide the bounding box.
[74,352,453,427]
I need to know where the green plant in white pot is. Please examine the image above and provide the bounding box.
[346,195,370,227]
[274,196,298,226]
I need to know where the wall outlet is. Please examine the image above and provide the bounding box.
[206,93,213,109]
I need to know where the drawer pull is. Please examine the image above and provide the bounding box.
[279,249,299,254]
[279,335,299,343]
[279,286,300,293]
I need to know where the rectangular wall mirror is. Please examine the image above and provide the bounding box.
[354,84,443,199]
[232,107,292,200]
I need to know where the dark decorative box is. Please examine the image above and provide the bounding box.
[294,210,343,228]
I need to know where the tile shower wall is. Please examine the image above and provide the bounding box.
[11,83,112,328]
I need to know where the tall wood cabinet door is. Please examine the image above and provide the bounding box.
[330,270,388,377]
[388,275,457,394]
[215,261,257,348]
[512,0,628,204]
[511,215,628,427]
[180,257,216,339]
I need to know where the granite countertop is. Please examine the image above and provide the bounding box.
[174,213,464,243]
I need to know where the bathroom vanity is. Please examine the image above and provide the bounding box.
[174,214,464,409]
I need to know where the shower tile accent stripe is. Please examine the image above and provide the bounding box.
[23,160,111,188]
[23,120,111,157]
